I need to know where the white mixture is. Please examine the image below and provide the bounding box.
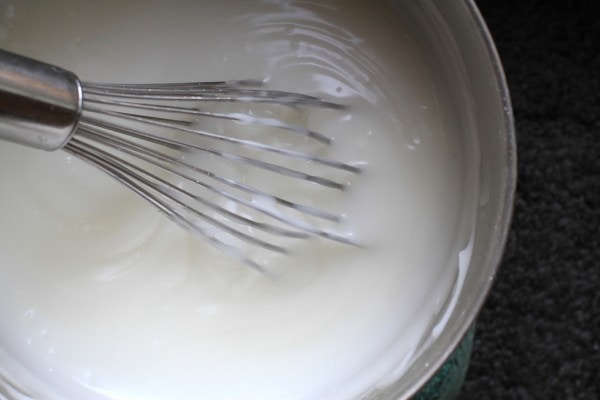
[0,1,477,399]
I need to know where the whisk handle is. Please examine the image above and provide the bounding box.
[0,49,82,151]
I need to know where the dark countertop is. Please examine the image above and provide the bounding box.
[461,1,599,399]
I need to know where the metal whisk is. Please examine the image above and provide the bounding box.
[0,49,359,270]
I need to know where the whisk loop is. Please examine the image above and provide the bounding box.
[73,81,360,270]
[0,50,360,271]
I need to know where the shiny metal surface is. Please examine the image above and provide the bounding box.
[373,0,516,398]
[0,49,82,150]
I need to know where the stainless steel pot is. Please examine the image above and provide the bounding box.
[376,0,515,398]
[0,1,515,399]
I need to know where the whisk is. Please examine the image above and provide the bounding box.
[0,49,359,270]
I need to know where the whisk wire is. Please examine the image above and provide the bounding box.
[81,100,349,168]
[80,112,350,190]
[79,125,336,221]
[84,97,333,144]
[82,80,346,109]
[65,139,284,273]
[74,124,357,244]
[77,119,344,220]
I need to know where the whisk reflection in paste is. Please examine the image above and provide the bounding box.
[0,50,359,271]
